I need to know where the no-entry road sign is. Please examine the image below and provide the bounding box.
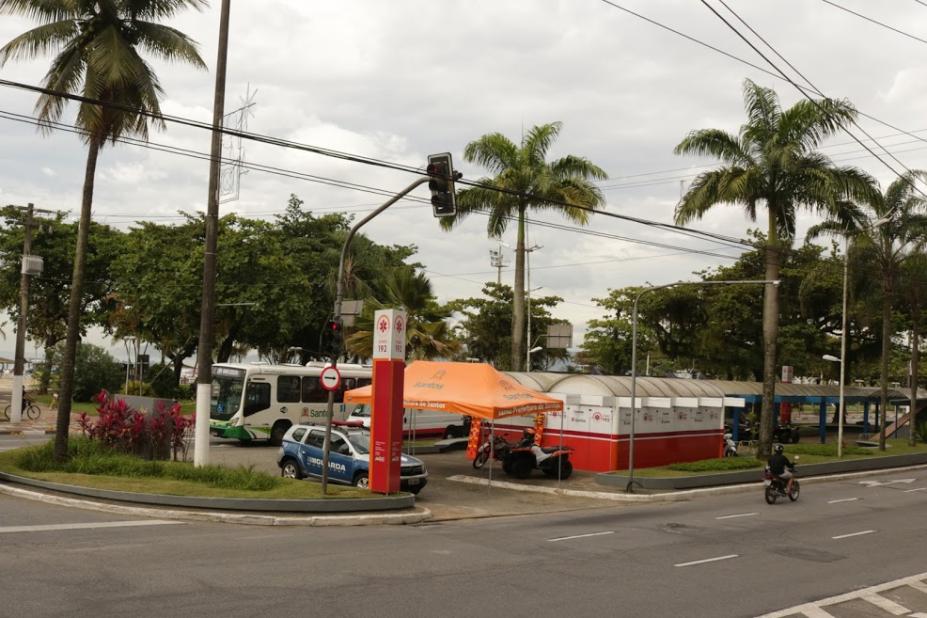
[319,366,342,392]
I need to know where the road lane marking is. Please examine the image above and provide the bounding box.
[547,530,614,543]
[831,529,875,540]
[674,554,738,568]
[715,512,757,520]
[859,592,909,615]
[0,520,183,534]
[827,498,859,504]
[859,478,916,488]
[907,580,927,595]
[904,487,927,493]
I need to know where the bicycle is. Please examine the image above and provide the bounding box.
[2,398,41,422]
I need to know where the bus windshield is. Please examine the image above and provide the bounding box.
[211,367,245,421]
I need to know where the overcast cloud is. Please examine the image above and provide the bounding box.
[2,0,927,360]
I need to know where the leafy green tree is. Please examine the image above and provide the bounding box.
[43,342,123,402]
[441,122,606,371]
[900,252,927,446]
[808,170,927,449]
[0,208,121,393]
[0,0,207,460]
[674,79,875,458]
[446,283,567,370]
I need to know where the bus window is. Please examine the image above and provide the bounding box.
[301,377,327,403]
[243,382,271,416]
[278,376,300,403]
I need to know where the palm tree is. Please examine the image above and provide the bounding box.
[442,122,607,370]
[900,252,927,447]
[0,0,206,460]
[674,79,876,458]
[344,269,459,360]
[808,170,927,450]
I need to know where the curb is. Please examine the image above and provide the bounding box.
[596,452,927,490]
[0,483,432,526]
[448,463,927,502]
[0,426,56,436]
[0,471,416,512]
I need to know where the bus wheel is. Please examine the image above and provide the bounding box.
[270,421,290,446]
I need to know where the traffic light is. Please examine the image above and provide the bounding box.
[323,317,344,357]
[427,152,457,217]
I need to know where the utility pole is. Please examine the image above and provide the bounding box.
[194,0,231,467]
[489,241,508,285]
[10,203,37,424]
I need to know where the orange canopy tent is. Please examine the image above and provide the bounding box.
[343,361,563,420]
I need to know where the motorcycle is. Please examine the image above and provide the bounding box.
[472,432,513,469]
[503,443,574,480]
[763,460,800,504]
[773,423,801,444]
[723,432,738,457]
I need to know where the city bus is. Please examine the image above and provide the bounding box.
[208,362,373,444]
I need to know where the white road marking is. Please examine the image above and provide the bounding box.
[674,554,738,568]
[827,498,859,504]
[904,487,927,493]
[831,529,875,540]
[908,580,927,595]
[715,512,757,520]
[0,520,183,534]
[859,478,916,488]
[755,571,927,618]
[547,530,614,543]
[859,592,909,615]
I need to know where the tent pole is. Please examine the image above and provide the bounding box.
[489,421,494,488]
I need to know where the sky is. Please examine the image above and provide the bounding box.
[1,0,927,362]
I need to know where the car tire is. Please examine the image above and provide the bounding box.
[354,472,370,489]
[269,421,290,446]
[409,486,423,495]
[280,458,303,479]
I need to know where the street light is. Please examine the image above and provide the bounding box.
[626,279,779,492]
[823,352,846,457]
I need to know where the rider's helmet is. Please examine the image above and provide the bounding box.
[774,443,784,454]
[523,427,536,438]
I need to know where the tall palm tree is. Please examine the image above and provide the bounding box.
[0,0,206,460]
[674,79,876,458]
[442,122,607,370]
[808,170,927,450]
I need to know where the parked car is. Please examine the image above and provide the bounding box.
[276,424,428,494]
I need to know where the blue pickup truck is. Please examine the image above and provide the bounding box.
[276,424,428,494]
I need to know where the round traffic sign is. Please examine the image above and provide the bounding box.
[319,366,342,392]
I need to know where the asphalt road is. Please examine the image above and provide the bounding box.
[1,434,927,617]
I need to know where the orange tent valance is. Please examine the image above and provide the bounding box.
[343,361,563,421]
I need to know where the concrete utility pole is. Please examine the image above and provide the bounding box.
[10,203,35,424]
[194,0,231,467]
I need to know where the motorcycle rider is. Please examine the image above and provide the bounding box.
[767,443,795,494]
[518,427,537,448]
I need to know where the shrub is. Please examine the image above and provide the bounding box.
[71,343,124,401]
[13,438,278,491]
[146,363,179,398]
[78,390,194,461]
[669,457,763,472]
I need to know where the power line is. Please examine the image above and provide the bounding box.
[595,0,927,150]
[819,0,927,46]
[700,0,927,199]
[0,77,753,250]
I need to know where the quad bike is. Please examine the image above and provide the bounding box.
[502,444,574,480]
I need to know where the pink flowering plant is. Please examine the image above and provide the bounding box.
[78,390,194,461]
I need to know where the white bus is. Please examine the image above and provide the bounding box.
[208,362,373,444]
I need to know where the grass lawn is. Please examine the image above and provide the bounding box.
[623,439,927,478]
[0,441,371,500]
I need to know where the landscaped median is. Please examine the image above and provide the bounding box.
[597,440,927,490]
[0,439,415,513]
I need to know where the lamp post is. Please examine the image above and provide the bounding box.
[626,279,779,492]
[828,231,850,459]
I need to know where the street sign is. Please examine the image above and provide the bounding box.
[319,366,342,392]
[372,308,407,360]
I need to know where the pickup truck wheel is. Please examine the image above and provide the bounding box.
[280,459,303,479]
[354,472,370,489]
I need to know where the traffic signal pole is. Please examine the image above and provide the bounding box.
[320,176,429,494]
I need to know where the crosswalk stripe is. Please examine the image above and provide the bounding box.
[859,592,909,615]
